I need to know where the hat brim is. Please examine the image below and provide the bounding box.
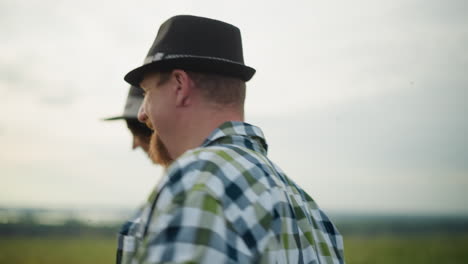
[102,115,125,121]
[102,115,138,121]
[124,57,256,87]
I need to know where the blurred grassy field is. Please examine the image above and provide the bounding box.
[344,234,468,264]
[1,234,468,263]
[0,236,116,264]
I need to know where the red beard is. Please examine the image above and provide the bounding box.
[148,131,173,167]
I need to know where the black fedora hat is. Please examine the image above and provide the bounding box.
[124,15,256,86]
[103,86,144,121]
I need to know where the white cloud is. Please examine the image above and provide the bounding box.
[1,0,467,214]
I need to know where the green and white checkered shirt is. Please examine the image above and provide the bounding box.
[117,121,344,264]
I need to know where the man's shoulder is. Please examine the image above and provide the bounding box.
[170,144,262,172]
[160,144,270,201]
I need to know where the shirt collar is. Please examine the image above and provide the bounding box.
[201,121,268,155]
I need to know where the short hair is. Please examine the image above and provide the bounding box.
[187,72,246,106]
[156,71,246,106]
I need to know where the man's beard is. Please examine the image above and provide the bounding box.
[148,129,173,167]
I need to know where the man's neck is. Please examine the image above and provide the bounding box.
[168,109,244,159]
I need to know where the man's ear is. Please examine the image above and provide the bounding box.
[172,70,193,107]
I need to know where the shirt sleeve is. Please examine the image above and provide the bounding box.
[135,182,253,264]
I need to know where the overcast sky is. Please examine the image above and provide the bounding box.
[1,0,467,215]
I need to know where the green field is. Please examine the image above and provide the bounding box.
[0,236,116,264]
[1,234,468,263]
[344,234,468,264]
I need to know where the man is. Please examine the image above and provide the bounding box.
[121,15,344,263]
[104,85,172,166]
[105,85,173,264]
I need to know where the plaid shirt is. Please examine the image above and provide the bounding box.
[117,121,344,264]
